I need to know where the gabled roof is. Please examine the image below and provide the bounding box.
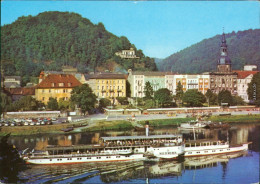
[4,76,21,81]
[4,87,35,95]
[233,70,259,79]
[4,82,21,88]
[36,74,81,88]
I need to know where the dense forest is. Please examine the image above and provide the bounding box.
[158,29,260,73]
[1,11,157,84]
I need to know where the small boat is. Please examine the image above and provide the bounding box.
[204,122,230,129]
[61,127,74,132]
[178,121,208,130]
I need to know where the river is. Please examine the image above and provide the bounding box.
[7,123,260,183]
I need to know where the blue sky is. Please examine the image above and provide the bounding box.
[1,1,259,58]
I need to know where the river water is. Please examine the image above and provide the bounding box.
[7,123,260,184]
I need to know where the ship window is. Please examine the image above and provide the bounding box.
[188,152,192,154]
[204,151,208,153]
[212,150,216,152]
[220,150,223,151]
[227,149,230,151]
[50,159,52,161]
[196,152,200,154]
[87,157,91,159]
[116,156,120,158]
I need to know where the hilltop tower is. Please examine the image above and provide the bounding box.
[217,31,232,73]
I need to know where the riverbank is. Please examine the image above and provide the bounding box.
[1,114,259,136]
[206,114,260,123]
[0,123,73,136]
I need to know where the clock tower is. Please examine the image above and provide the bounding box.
[217,31,232,73]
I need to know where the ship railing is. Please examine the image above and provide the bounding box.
[105,142,182,147]
[29,152,132,158]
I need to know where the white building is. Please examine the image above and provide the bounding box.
[234,69,258,103]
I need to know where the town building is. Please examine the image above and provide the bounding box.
[174,74,210,95]
[4,87,35,102]
[115,48,140,59]
[35,74,81,104]
[3,76,21,88]
[234,66,259,102]
[210,32,238,95]
[128,69,176,97]
[87,73,127,99]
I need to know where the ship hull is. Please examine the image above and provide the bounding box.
[24,153,145,165]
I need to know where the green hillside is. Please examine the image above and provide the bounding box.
[1,11,157,83]
[158,29,260,73]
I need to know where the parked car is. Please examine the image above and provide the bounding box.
[30,122,35,126]
[40,121,45,125]
[10,122,16,126]
[47,121,52,125]
[36,121,41,125]
[4,122,9,126]
[24,122,29,126]
[17,122,23,126]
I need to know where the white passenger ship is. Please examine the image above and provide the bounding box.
[22,134,184,164]
[184,139,251,157]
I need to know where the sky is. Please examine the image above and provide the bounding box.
[1,1,259,59]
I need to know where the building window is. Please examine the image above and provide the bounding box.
[59,83,64,87]
[68,83,71,87]
[51,83,55,87]
[49,89,51,93]
[42,89,45,93]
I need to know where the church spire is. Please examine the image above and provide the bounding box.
[217,29,232,72]
[221,28,227,47]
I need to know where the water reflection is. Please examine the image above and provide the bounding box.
[8,124,259,151]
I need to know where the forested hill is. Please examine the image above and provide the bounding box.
[1,11,157,81]
[158,29,260,73]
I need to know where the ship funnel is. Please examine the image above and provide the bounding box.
[145,121,149,136]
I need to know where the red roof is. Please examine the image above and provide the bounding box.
[36,74,81,88]
[233,70,259,79]
[5,87,35,95]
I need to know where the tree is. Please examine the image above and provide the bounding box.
[116,97,129,105]
[70,84,97,115]
[175,81,184,106]
[205,89,218,106]
[144,81,153,99]
[182,89,206,107]
[47,97,59,110]
[232,96,245,106]
[154,88,172,107]
[58,98,70,110]
[247,72,260,106]
[0,92,13,115]
[98,98,111,112]
[0,134,27,183]
[13,96,40,111]
[126,80,131,97]
[218,90,233,106]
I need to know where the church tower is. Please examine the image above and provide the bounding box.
[217,31,232,73]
